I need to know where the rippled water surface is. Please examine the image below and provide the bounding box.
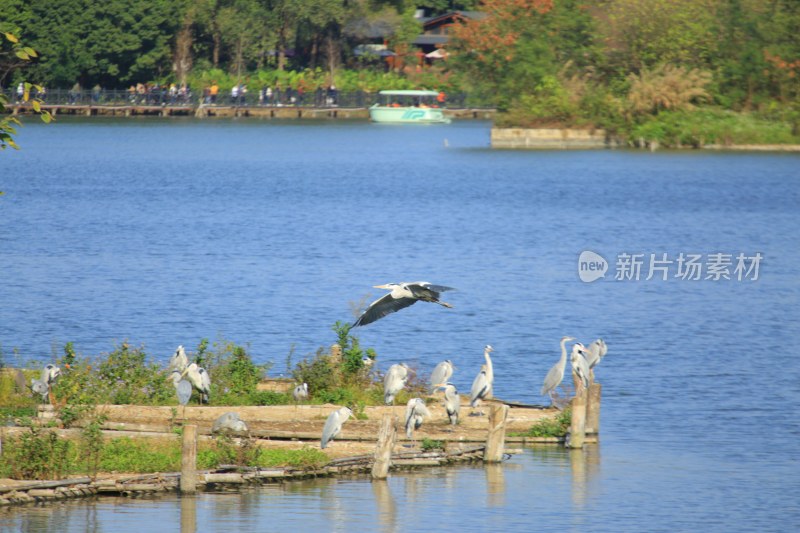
[1,118,799,531]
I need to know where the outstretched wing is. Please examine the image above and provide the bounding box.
[354,293,417,327]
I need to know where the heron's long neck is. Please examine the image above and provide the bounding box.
[484,350,493,379]
[559,341,569,366]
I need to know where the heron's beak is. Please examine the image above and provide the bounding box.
[373,284,391,289]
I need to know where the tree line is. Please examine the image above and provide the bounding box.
[2,0,799,143]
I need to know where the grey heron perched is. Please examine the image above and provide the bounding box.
[583,339,608,370]
[469,345,495,412]
[571,343,590,392]
[293,382,309,402]
[383,363,409,405]
[540,336,577,400]
[182,363,211,403]
[168,370,193,406]
[429,360,454,393]
[30,364,61,403]
[404,398,431,440]
[212,412,249,435]
[353,282,455,327]
[434,382,461,425]
[320,406,352,449]
[168,345,189,373]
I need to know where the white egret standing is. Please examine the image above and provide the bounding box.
[353,282,455,327]
[540,336,577,400]
[434,382,460,425]
[168,345,189,373]
[429,360,454,393]
[383,363,409,405]
[404,398,431,440]
[293,382,309,402]
[481,345,494,398]
[321,407,353,449]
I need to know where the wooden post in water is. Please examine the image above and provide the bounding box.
[484,403,509,463]
[180,425,197,494]
[585,381,602,437]
[371,414,397,480]
[568,388,587,449]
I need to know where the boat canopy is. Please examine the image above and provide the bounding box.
[378,90,440,97]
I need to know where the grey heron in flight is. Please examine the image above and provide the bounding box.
[321,406,352,449]
[212,412,249,435]
[540,336,577,400]
[434,382,461,425]
[182,363,211,404]
[353,282,455,327]
[293,382,309,402]
[404,398,431,440]
[383,363,409,405]
[469,345,495,413]
[429,360,454,393]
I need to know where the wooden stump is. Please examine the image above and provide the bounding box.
[585,382,602,436]
[484,403,509,463]
[568,390,587,449]
[371,414,397,480]
[180,425,197,494]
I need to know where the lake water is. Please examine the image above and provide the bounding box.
[1,118,799,531]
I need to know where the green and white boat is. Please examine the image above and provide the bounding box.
[369,90,451,124]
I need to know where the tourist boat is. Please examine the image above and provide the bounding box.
[369,90,451,124]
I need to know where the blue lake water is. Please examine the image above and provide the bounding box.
[1,118,799,531]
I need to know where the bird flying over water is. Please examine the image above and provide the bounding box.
[353,282,455,327]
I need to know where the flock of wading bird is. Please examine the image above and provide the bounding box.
[29,282,608,451]
[317,281,608,450]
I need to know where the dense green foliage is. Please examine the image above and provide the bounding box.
[450,0,800,140]
[2,1,799,143]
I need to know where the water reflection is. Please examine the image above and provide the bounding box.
[180,495,196,533]
[372,480,396,533]
[569,445,601,511]
[485,464,505,507]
